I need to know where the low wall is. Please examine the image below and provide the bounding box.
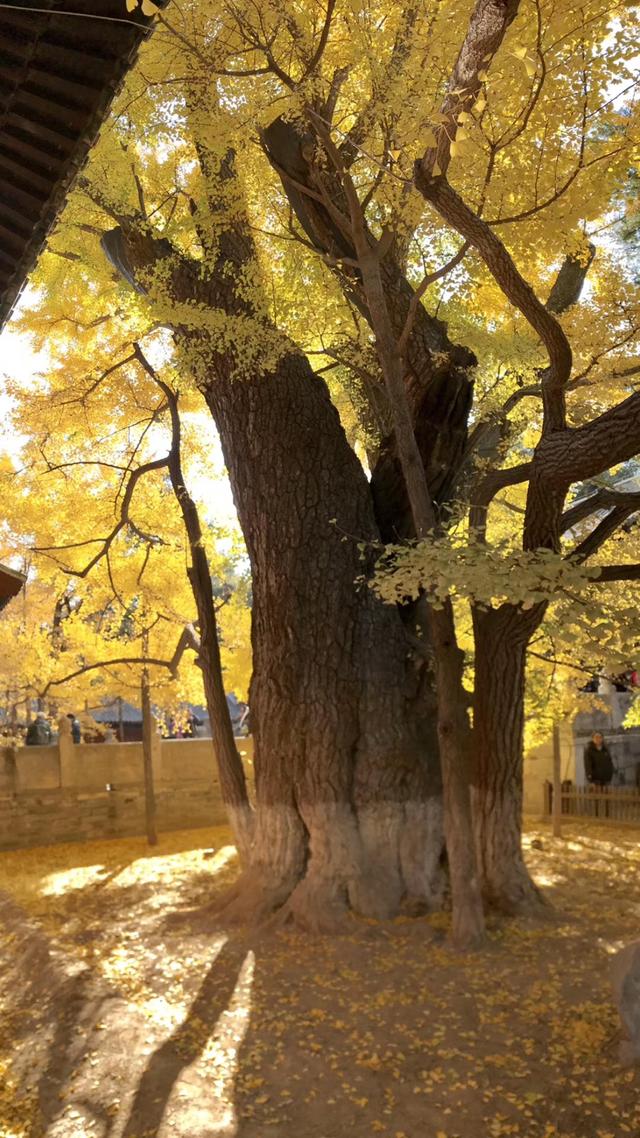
[0,734,254,851]
[522,722,574,816]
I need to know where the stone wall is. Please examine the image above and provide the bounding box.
[0,732,254,851]
[522,721,574,816]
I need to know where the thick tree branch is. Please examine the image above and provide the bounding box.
[546,245,596,314]
[562,489,640,533]
[413,173,572,431]
[591,563,640,583]
[545,391,640,487]
[469,461,532,539]
[168,624,201,674]
[420,0,521,182]
[524,389,640,551]
[457,247,594,477]
[570,506,637,563]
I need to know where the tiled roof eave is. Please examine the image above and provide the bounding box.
[0,0,165,330]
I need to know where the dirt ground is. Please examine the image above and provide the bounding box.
[1,820,639,1138]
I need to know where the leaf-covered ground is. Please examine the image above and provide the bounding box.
[1,820,638,1138]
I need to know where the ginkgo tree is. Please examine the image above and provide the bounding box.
[0,349,253,849]
[5,0,640,943]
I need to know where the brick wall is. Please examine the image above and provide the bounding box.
[0,732,254,851]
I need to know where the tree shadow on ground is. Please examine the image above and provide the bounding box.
[28,972,117,1138]
[0,891,117,1138]
[120,934,250,1138]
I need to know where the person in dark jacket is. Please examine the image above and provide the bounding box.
[25,713,52,746]
[583,732,614,787]
[67,712,82,744]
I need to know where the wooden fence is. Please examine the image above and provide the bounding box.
[543,781,640,825]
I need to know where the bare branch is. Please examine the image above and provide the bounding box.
[41,656,173,697]
[33,455,169,577]
[398,242,469,356]
[301,0,337,81]
[487,148,624,227]
[340,5,421,166]
[54,350,138,409]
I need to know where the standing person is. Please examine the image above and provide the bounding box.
[25,713,52,746]
[584,732,614,818]
[583,732,615,787]
[67,712,81,744]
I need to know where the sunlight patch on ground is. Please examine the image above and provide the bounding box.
[40,863,107,896]
[40,843,237,901]
[530,870,565,886]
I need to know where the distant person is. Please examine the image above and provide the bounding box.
[583,731,614,788]
[67,713,81,744]
[237,705,251,736]
[25,713,52,746]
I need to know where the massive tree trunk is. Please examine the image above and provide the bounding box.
[201,348,443,928]
[472,602,546,912]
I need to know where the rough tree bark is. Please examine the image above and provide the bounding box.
[202,348,443,928]
[471,603,545,911]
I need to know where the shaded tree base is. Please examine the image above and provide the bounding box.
[213,799,447,934]
[481,863,549,917]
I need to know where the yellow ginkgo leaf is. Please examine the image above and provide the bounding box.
[125,0,138,10]
[141,0,159,14]
[513,44,528,60]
